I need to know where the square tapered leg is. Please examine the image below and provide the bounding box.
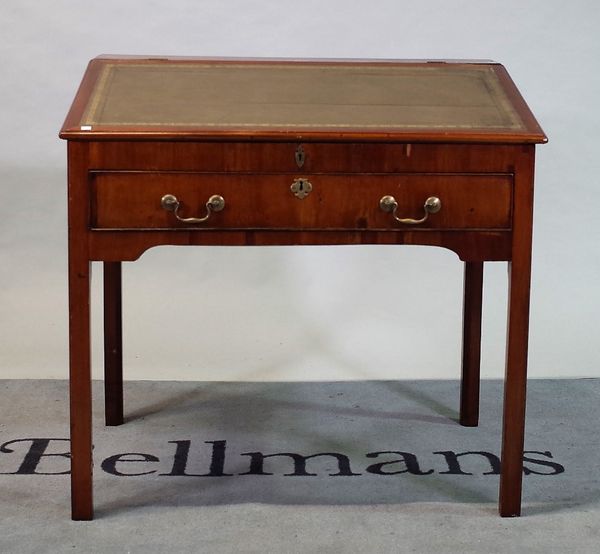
[460,261,484,427]
[104,262,124,426]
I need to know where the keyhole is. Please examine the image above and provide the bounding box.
[295,145,305,168]
[291,178,312,199]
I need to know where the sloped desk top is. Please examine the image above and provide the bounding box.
[61,57,546,143]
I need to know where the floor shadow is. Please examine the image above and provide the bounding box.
[84,379,582,515]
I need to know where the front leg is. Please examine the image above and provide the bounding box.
[69,256,93,520]
[499,148,535,517]
[499,256,532,517]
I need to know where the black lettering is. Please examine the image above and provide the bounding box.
[0,438,70,475]
[523,451,565,475]
[365,451,434,475]
[239,452,361,476]
[101,453,159,476]
[162,440,191,476]
[435,451,500,475]
[160,440,232,476]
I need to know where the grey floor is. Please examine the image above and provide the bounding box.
[1,379,599,553]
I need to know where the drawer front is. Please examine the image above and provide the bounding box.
[90,172,512,231]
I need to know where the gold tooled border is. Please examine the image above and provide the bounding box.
[81,63,114,126]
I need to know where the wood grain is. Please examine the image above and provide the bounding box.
[87,142,531,173]
[499,146,535,517]
[67,141,93,521]
[90,172,512,231]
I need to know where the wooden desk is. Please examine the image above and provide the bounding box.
[60,56,546,520]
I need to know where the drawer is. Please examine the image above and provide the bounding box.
[90,172,512,231]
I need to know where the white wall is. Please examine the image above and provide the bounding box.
[1,0,598,381]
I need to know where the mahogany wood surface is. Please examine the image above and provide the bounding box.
[62,57,545,520]
[91,172,512,231]
[67,141,93,520]
[87,228,512,263]
[86,142,531,173]
[499,147,535,517]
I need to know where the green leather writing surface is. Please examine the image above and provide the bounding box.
[81,62,524,131]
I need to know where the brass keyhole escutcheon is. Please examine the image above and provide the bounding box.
[291,178,312,199]
[295,144,305,168]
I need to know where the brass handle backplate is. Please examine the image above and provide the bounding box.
[379,195,441,225]
[161,193,225,223]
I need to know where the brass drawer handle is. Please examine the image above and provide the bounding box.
[379,195,441,225]
[161,194,225,223]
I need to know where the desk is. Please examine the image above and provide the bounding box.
[60,56,546,520]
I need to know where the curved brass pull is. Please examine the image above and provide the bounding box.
[379,195,441,225]
[161,194,225,223]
